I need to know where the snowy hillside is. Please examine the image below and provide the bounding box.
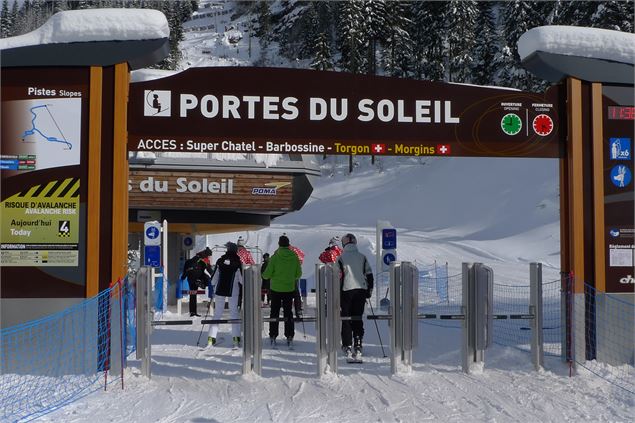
[43,148,633,422]
[42,154,635,421]
[203,156,562,287]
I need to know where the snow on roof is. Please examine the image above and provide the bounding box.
[0,8,169,51]
[518,26,635,65]
[130,68,179,82]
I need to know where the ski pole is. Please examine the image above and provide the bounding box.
[367,299,387,358]
[196,298,213,347]
[301,315,307,340]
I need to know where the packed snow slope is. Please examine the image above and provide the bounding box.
[206,156,562,285]
[40,1,635,420]
[43,156,635,422]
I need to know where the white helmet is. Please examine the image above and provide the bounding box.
[341,233,357,246]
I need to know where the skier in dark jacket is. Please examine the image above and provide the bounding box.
[207,242,243,347]
[337,233,373,361]
[262,235,302,348]
[180,247,213,317]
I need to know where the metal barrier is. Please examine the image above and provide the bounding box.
[136,267,152,379]
[390,262,419,374]
[140,261,545,378]
[316,262,341,375]
[242,265,262,375]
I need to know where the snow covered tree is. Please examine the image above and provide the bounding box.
[7,0,17,35]
[1,0,11,38]
[592,0,634,32]
[553,0,597,26]
[337,0,367,74]
[501,1,547,90]
[310,32,333,71]
[256,0,271,45]
[152,0,185,70]
[381,1,413,78]
[362,0,389,75]
[471,1,498,86]
[411,1,445,81]
[300,2,321,59]
[446,0,478,83]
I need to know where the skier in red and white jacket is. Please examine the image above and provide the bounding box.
[236,236,255,265]
[319,237,343,264]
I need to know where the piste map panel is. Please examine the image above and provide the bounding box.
[128,67,564,159]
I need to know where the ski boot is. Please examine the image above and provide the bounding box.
[233,336,241,348]
[342,345,352,360]
[270,337,277,347]
[207,336,217,347]
[353,337,363,359]
[287,337,294,349]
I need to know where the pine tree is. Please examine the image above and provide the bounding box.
[411,2,445,81]
[381,1,413,78]
[362,0,388,75]
[592,0,634,32]
[152,0,184,70]
[554,0,597,26]
[1,0,10,38]
[501,1,546,90]
[8,0,17,35]
[337,0,367,74]
[471,1,498,86]
[256,0,271,45]
[300,2,321,59]
[310,32,333,71]
[446,0,478,83]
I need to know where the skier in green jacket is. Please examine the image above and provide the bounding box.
[262,235,302,348]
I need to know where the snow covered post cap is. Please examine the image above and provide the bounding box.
[518,26,635,66]
[0,8,169,51]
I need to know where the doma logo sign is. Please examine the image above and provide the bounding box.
[144,90,171,117]
[251,182,291,196]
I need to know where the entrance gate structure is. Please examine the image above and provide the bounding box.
[140,260,547,378]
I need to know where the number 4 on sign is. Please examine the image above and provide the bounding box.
[58,220,70,237]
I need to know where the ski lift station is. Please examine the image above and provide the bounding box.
[0,8,633,421]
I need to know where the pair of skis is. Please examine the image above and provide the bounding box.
[346,352,363,364]
[200,337,241,350]
[270,340,295,351]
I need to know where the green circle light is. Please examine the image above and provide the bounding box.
[501,113,522,136]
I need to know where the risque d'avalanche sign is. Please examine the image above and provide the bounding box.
[128,67,565,158]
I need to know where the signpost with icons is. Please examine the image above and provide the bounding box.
[182,234,194,251]
[143,221,161,267]
[601,89,633,294]
[381,227,397,272]
[382,250,397,272]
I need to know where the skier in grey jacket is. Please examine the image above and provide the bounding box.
[337,233,373,360]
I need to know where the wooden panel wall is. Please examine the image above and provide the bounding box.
[129,171,294,211]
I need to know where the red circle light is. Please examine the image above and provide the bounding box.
[533,114,554,136]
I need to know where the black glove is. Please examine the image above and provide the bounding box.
[366,289,372,299]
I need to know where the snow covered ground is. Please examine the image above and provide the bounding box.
[27,2,635,421]
[41,156,634,422]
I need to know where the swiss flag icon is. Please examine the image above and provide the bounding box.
[437,144,451,155]
[372,144,386,154]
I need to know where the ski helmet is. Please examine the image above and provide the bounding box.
[341,233,357,246]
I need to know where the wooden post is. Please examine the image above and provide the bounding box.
[111,63,130,283]
[566,77,585,293]
[87,66,103,298]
